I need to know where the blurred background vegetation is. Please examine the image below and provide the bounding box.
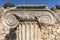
[3,2,15,8]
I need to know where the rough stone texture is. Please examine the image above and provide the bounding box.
[1,19,60,40]
[0,18,10,40]
[40,23,60,40]
[1,5,60,40]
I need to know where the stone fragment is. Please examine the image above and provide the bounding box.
[56,29,60,34]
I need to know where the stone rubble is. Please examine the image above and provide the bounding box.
[41,23,60,40]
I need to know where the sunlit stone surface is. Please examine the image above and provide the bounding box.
[0,5,60,40]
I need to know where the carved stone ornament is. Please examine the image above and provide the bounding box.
[2,5,57,29]
[37,12,56,26]
[55,14,60,23]
[2,13,19,28]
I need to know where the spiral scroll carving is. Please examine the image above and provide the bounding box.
[37,13,56,25]
[3,13,19,28]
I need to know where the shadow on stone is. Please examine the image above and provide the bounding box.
[5,27,17,40]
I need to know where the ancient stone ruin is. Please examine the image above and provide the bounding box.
[0,5,60,40]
